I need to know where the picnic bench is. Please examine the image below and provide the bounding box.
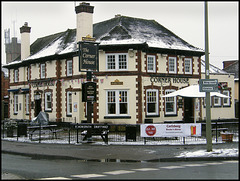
[74,124,109,144]
[28,124,58,140]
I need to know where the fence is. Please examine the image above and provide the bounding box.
[1,119,239,145]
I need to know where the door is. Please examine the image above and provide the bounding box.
[184,97,193,123]
[34,93,42,117]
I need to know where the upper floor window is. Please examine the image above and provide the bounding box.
[27,67,30,81]
[184,58,192,74]
[165,89,176,115]
[168,57,177,74]
[40,63,46,79]
[146,89,158,116]
[147,55,156,73]
[67,60,73,76]
[106,53,128,71]
[14,69,19,82]
[26,93,29,114]
[222,90,230,106]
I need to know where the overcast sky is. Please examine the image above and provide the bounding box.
[1,1,238,68]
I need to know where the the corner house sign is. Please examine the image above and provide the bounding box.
[78,38,99,71]
[82,82,96,102]
[150,76,189,84]
[111,79,123,85]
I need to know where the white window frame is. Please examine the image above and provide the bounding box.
[146,89,159,116]
[14,69,19,82]
[45,92,52,111]
[222,90,230,106]
[27,67,30,81]
[168,57,177,74]
[14,94,18,114]
[147,55,156,73]
[26,93,29,114]
[184,58,192,74]
[67,60,73,76]
[67,91,72,116]
[165,89,176,115]
[40,63,45,79]
[214,92,221,106]
[106,53,128,71]
[106,90,129,116]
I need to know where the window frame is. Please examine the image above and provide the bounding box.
[146,89,159,116]
[40,63,46,79]
[165,89,177,115]
[14,69,19,82]
[222,90,230,106]
[213,92,221,107]
[106,90,129,116]
[67,91,72,116]
[147,55,156,73]
[184,58,192,74]
[45,92,52,112]
[168,57,177,74]
[14,94,18,114]
[67,60,73,76]
[106,53,128,71]
[26,93,29,114]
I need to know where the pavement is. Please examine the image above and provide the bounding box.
[1,140,239,179]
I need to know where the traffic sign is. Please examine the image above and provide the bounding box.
[199,79,218,92]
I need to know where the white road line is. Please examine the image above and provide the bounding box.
[222,160,238,163]
[103,170,135,175]
[204,162,224,165]
[71,174,106,178]
[38,177,71,180]
[182,163,207,167]
[132,168,159,171]
[160,166,185,169]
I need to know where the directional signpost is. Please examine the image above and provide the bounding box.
[199,79,218,92]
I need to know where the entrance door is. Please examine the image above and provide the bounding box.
[184,97,193,123]
[34,99,41,117]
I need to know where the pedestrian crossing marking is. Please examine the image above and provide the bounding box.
[71,174,106,178]
[38,177,71,180]
[103,170,135,175]
[132,168,159,171]
[160,166,185,169]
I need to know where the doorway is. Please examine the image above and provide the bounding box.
[34,93,42,117]
[184,97,194,123]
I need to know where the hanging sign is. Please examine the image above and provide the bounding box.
[82,82,96,102]
[78,41,99,72]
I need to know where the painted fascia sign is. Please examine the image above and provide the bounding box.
[140,124,201,137]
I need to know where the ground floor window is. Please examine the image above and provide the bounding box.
[14,94,18,114]
[107,90,128,116]
[45,92,52,111]
[67,91,72,116]
[165,90,176,115]
[146,89,158,116]
[222,90,230,106]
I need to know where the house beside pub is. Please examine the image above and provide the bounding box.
[3,2,235,124]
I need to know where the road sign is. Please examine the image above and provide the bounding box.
[199,79,218,92]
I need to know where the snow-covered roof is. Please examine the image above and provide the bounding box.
[4,15,204,67]
[1,67,9,77]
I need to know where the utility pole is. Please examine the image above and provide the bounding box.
[205,1,212,152]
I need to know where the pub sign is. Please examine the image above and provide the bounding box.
[82,82,96,102]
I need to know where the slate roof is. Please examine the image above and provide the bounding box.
[5,15,204,67]
[223,60,239,78]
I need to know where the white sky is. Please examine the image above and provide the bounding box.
[1,1,239,68]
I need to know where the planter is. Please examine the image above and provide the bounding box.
[221,132,234,142]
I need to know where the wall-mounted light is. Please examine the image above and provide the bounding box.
[129,49,134,58]
[161,54,168,57]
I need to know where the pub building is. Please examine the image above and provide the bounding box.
[4,2,235,124]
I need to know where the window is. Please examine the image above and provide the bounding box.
[67,60,73,76]
[40,63,45,79]
[45,92,52,111]
[184,58,192,74]
[27,67,30,81]
[147,55,156,72]
[214,92,221,107]
[14,69,19,82]
[106,53,128,71]
[26,93,29,114]
[222,90,230,106]
[14,94,18,114]
[107,90,128,116]
[169,57,177,74]
[67,92,72,115]
[146,89,158,115]
[165,90,176,115]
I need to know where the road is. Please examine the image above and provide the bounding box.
[2,153,238,179]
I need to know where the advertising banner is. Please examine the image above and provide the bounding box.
[140,124,201,137]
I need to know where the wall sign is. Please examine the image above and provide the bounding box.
[150,76,189,84]
[82,82,96,102]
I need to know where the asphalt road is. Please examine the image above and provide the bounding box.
[2,153,238,180]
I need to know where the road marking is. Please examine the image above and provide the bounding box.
[103,170,135,175]
[182,163,207,167]
[38,177,71,180]
[160,166,185,169]
[132,168,159,171]
[71,174,106,178]
[204,162,224,165]
[222,160,238,163]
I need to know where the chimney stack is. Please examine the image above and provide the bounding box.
[75,2,94,42]
[20,22,31,60]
